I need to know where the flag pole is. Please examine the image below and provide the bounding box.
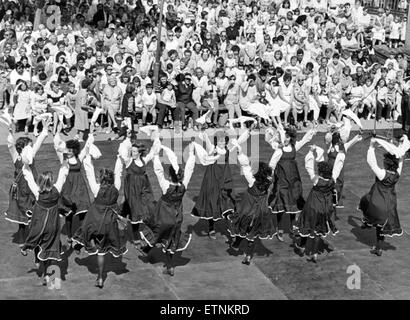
[153,0,165,88]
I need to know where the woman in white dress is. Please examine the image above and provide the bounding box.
[11,80,32,134]
[265,77,291,127]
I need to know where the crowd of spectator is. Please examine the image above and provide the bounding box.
[1,0,410,140]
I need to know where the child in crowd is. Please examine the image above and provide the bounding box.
[141,83,157,125]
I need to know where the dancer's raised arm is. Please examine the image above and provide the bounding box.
[199,131,214,154]
[83,155,99,198]
[314,146,325,162]
[54,162,70,193]
[367,139,386,181]
[153,153,169,194]
[53,128,65,164]
[114,156,123,191]
[22,162,69,200]
[182,143,196,188]
[142,136,161,164]
[295,128,316,152]
[237,146,255,187]
[22,165,40,200]
[345,134,362,152]
[7,129,18,163]
[32,118,51,157]
[269,147,283,171]
[305,146,318,183]
[332,152,346,181]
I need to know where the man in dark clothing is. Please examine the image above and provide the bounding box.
[175,73,198,131]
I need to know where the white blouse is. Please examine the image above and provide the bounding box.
[154,152,196,195]
[83,155,122,198]
[305,149,345,186]
[23,164,69,200]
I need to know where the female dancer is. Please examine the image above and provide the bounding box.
[3,115,50,247]
[139,141,196,276]
[54,128,92,246]
[116,130,161,248]
[359,138,407,256]
[325,110,362,209]
[227,141,280,265]
[20,158,69,285]
[191,130,236,239]
[293,145,345,262]
[269,125,316,241]
[73,138,128,288]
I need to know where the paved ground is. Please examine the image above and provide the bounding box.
[0,123,410,300]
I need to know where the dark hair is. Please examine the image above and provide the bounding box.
[131,142,146,157]
[283,72,292,82]
[57,69,69,83]
[331,132,342,146]
[39,72,47,81]
[66,139,81,157]
[169,166,183,184]
[15,137,32,154]
[81,78,92,89]
[38,171,54,193]
[317,161,332,179]
[126,83,135,94]
[383,153,399,172]
[254,162,273,192]
[99,168,114,185]
[259,68,268,77]
[285,126,297,144]
[56,51,66,63]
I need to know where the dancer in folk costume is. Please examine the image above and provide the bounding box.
[53,127,99,246]
[191,127,252,239]
[139,141,196,276]
[293,145,345,263]
[227,134,282,265]
[73,135,128,288]
[115,125,161,249]
[269,125,317,242]
[2,113,50,247]
[20,158,70,285]
[359,136,410,256]
[324,109,363,210]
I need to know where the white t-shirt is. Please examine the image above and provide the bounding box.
[142,91,157,107]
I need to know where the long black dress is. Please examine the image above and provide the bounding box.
[228,184,277,241]
[22,187,63,261]
[122,160,155,224]
[140,184,192,253]
[73,185,128,257]
[191,149,235,220]
[269,144,304,214]
[5,158,37,226]
[59,160,91,216]
[295,178,339,238]
[359,171,403,237]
